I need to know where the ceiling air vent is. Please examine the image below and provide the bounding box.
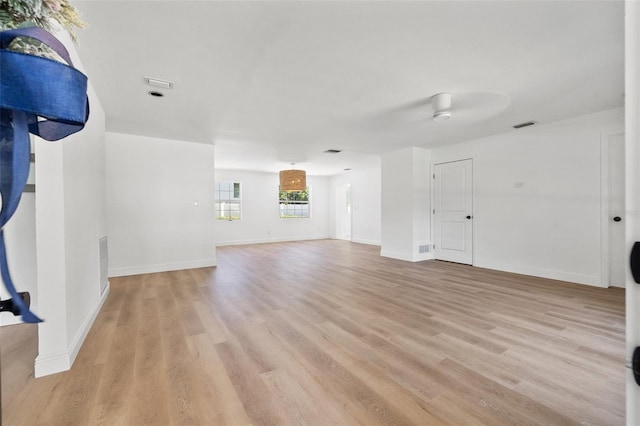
[324,149,342,154]
[144,76,174,89]
[513,121,537,129]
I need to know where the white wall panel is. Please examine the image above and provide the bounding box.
[329,167,382,246]
[430,108,623,286]
[106,133,216,276]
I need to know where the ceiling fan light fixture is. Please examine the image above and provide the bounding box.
[433,111,451,121]
[431,92,452,121]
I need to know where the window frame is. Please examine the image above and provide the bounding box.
[279,187,311,219]
[215,181,242,221]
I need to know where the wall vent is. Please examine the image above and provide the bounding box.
[99,236,109,295]
[419,244,430,254]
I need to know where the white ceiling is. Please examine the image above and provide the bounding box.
[73,0,624,176]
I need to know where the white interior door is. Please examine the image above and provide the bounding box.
[433,159,473,264]
[335,184,352,240]
[608,133,625,287]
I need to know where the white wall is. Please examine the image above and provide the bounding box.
[106,133,216,276]
[62,81,109,352]
[381,147,431,261]
[35,78,109,377]
[382,149,413,260]
[214,169,329,245]
[0,194,37,326]
[412,148,431,258]
[625,0,640,420]
[430,108,624,286]
[28,26,110,377]
[329,167,382,246]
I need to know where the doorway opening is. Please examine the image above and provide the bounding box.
[336,184,352,241]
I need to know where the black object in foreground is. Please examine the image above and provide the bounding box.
[0,292,30,316]
[634,347,640,386]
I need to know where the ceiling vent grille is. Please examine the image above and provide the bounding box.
[513,121,537,129]
[144,76,174,89]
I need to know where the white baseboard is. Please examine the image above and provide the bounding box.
[475,261,602,287]
[68,282,110,367]
[215,235,329,247]
[35,282,110,378]
[380,249,414,262]
[381,249,432,262]
[34,351,71,377]
[351,238,381,246]
[0,315,24,327]
[412,253,432,262]
[108,258,217,278]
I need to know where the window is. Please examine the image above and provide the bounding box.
[215,182,241,220]
[279,188,310,218]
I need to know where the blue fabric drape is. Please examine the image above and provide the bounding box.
[0,27,89,323]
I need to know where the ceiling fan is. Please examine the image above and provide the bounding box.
[362,90,510,130]
[428,91,510,122]
[431,92,452,121]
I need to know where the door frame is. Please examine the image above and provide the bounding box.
[335,183,352,241]
[430,157,476,265]
[600,128,625,288]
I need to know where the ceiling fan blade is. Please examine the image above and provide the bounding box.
[451,91,510,122]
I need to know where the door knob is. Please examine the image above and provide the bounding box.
[613,216,622,222]
[466,215,472,220]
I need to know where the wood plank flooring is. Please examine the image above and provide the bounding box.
[1,240,625,425]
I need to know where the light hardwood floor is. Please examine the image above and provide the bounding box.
[1,240,625,425]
